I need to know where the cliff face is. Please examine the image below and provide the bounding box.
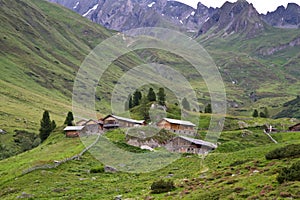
[262,3,300,28]
[198,0,265,38]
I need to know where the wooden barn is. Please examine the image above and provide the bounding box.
[102,115,146,130]
[165,136,217,154]
[63,126,84,138]
[289,123,300,132]
[157,118,196,136]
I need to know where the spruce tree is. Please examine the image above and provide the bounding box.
[140,97,150,120]
[64,111,74,126]
[182,97,191,111]
[204,103,212,113]
[133,90,142,107]
[39,111,54,142]
[252,109,258,118]
[147,88,156,102]
[128,94,133,109]
[157,88,166,106]
[264,107,269,118]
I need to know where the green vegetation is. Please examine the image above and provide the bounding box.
[39,111,56,143]
[147,88,156,102]
[252,109,259,117]
[182,97,190,111]
[150,179,175,194]
[157,88,166,106]
[265,144,300,160]
[0,129,300,199]
[64,111,74,126]
[277,160,300,184]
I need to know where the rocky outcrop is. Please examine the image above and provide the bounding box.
[198,0,265,38]
[259,37,300,56]
[262,3,300,28]
[48,0,215,32]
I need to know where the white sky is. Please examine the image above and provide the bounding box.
[175,0,300,14]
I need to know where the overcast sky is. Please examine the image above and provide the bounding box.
[175,0,300,14]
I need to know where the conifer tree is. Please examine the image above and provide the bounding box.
[64,111,74,126]
[157,88,166,106]
[39,111,55,142]
[133,90,142,107]
[182,97,191,111]
[147,88,156,102]
[252,109,258,117]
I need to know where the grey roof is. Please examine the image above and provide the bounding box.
[178,136,217,149]
[63,126,84,131]
[163,118,196,127]
[111,115,145,124]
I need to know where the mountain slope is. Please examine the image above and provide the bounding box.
[0,0,112,132]
[262,3,300,28]
[198,0,265,38]
[48,0,215,32]
[0,127,300,199]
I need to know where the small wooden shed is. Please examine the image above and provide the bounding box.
[63,126,84,138]
[289,123,300,132]
[157,118,196,136]
[165,136,217,154]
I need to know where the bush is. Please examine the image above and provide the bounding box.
[90,166,105,173]
[277,160,300,184]
[265,144,300,160]
[151,179,175,194]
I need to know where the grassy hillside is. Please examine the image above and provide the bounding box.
[0,0,112,134]
[0,127,299,199]
[198,26,300,117]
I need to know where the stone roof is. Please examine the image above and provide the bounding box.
[177,136,217,149]
[162,118,196,127]
[63,126,84,131]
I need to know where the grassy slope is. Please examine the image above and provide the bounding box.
[198,26,300,116]
[0,0,112,133]
[0,128,299,199]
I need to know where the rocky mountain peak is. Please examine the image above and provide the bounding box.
[198,0,265,38]
[262,2,300,28]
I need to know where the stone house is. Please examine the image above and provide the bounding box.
[165,136,217,154]
[157,118,196,136]
[289,123,300,132]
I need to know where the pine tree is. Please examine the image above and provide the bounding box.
[264,107,269,118]
[182,97,191,111]
[39,111,54,142]
[133,90,142,107]
[252,109,258,118]
[157,88,166,106]
[128,94,133,109]
[64,111,74,126]
[259,112,266,118]
[147,88,156,102]
[140,97,150,120]
[204,103,212,113]
[51,120,57,130]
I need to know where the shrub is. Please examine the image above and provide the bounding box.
[277,160,300,184]
[90,166,105,173]
[265,144,300,160]
[150,179,175,194]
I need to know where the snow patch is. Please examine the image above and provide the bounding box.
[73,2,79,9]
[191,11,195,16]
[148,2,155,8]
[180,20,183,24]
[82,4,98,17]
[205,17,210,22]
